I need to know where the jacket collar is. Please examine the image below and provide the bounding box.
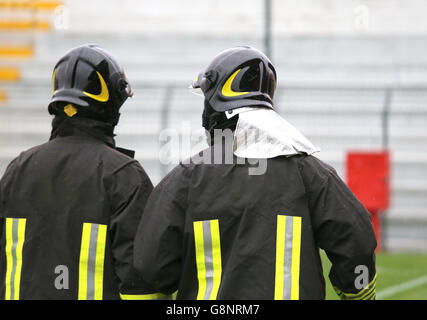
[49,116,116,148]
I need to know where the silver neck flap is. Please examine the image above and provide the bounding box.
[226,107,320,159]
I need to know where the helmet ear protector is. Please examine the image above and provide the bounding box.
[108,68,133,104]
[118,74,133,98]
[190,70,218,98]
[200,70,218,94]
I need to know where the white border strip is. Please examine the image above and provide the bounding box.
[377,275,427,299]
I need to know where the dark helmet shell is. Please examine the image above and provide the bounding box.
[191,46,277,112]
[48,44,132,125]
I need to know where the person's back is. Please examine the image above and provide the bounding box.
[0,126,151,299]
[0,44,164,300]
[134,46,377,300]
[135,145,376,300]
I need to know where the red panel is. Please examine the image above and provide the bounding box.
[346,151,390,212]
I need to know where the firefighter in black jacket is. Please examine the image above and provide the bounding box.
[0,44,167,300]
[134,46,377,300]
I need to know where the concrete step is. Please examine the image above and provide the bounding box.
[0,154,163,185]
[2,143,427,183]
[383,217,427,251]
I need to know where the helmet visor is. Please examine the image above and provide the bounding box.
[188,84,204,97]
[188,72,204,97]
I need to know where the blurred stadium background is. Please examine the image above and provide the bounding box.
[0,0,426,299]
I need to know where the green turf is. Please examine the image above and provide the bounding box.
[321,250,427,300]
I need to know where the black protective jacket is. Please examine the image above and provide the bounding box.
[0,118,164,300]
[134,142,377,300]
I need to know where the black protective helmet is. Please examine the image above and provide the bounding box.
[48,44,133,125]
[190,46,277,112]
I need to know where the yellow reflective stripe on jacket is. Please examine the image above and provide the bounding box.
[210,220,222,299]
[334,273,377,300]
[193,221,206,300]
[78,223,91,300]
[193,219,222,300]
[4,218,26,300]
[78,223,107,300]
[274,215,302,300]
[120,293,171,300]
[94,224,107,300]
[290,216,302,300]
[274,215,286,299]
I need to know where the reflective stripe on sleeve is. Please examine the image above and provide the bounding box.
[334,273,377,300]
[119,293,171,300]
